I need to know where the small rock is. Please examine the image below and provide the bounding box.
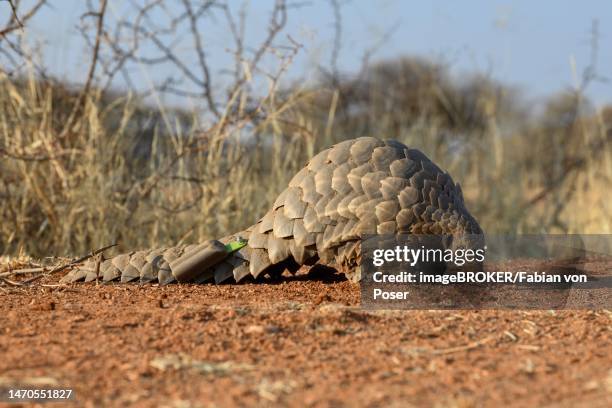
[265,325,282,334]
[33,301,55,311]
[150,354,253,376]
[245,325,264,334]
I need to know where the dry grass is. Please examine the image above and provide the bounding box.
[0,69,318,257]
[0,60,610,259]
[1,1,609,259]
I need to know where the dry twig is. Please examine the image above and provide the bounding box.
[0,243,117,279]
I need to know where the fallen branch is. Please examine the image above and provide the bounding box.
[0,243,117,279]
[0,277,23,286]
[48,242,118,274]
[22,274,44,284]
[0,267,46,277]
[430,336,495,355]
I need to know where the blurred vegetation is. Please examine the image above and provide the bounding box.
[0,0,610,258]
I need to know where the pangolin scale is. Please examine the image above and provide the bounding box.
[61,137,482,285]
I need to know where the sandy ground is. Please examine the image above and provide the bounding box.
[0,266,611,408]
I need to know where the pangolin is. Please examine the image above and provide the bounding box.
[61,137,482,285]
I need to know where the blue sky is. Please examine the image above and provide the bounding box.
[9,0,612,106]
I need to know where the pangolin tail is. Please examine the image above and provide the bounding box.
[60,228,303,285]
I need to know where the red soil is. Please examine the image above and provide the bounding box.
[0,267,610,407]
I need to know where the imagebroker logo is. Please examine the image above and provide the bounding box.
[360,234,611,310]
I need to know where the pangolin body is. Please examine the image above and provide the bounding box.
[61,137,482,284]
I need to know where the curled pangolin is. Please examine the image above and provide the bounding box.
[61,137,482,284]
